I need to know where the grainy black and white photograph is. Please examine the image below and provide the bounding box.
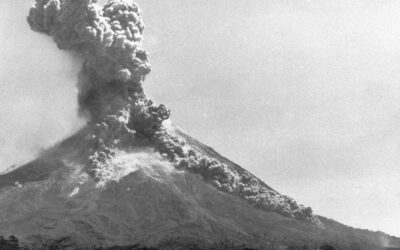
[0,0,399,249]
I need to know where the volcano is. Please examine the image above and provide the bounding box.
[0,0,399,249]
[1,123,400,250]
[1,124,399,250]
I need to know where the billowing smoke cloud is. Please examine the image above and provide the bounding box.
[28,0,169,134]
[27,0,319,225]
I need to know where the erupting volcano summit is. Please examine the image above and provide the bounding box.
[0,0,398,249]
[26,0,318,223]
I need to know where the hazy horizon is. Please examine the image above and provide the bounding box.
[0,0,399,237]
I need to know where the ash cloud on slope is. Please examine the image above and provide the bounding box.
[27,0,320,225]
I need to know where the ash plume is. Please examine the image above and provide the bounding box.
[28,0,169,135]
[27,0,319,224]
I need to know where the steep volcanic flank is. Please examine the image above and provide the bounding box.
[0,126,321,249]
[0,0,399,249]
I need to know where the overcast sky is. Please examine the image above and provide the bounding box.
[1,0,399,237]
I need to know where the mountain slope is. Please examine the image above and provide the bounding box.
[0,125,399,249]
[0,126,311,248]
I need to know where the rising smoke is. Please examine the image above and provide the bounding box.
[27,0,319,224]
[28,0,169,134]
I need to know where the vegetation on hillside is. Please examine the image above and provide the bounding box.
[3,234,396,250]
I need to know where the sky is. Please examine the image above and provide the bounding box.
[0,0,399,237]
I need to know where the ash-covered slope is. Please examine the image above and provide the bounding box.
[0,125,319,249]
[0,125,399,249]
[1,0,399,249]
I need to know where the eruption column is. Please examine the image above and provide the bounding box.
[28,0,169,136]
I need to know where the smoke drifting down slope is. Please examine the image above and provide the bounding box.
[27,0,319,224]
